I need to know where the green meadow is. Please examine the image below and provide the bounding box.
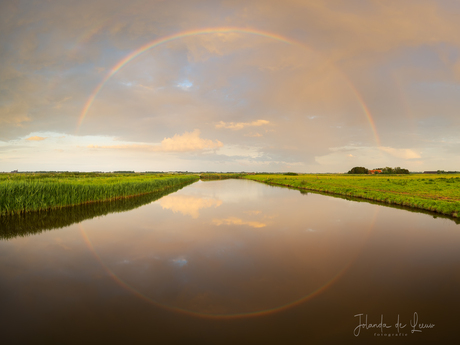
[2,172,459,219]
[0,172,199,216]
[200,173,245,180]
[242,174,460,218]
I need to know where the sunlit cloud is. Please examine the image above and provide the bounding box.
[244,210,262,215]
[379,147,421,160]
[216,120,270,130]
[87,129,223,153]
[26,136,46,141]
[0,114,31,127]
[212,217,267,228]
[161,129,222,152]
[245,132,262,137]
[160,195,222,218]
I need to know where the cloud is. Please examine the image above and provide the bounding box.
[160,129,222,152]
[26,136,46,141]
[87,129,223,153]
[1,0,459,172]
[245,132,263,137]
[216,120,270,130]
[0,107,31,127]
[212,217,267,228]
[379,147,421,159]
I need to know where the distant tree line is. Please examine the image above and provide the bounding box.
[347,166,410,174]
[376,167,410,174]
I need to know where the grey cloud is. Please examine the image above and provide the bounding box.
[1,0,459,171]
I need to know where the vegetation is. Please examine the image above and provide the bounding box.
[347,166,410,174]
[375,167,410,174]
[0,172,199,216]
[0,182,194,240]
[347,167,369,174]
[243,174,460,218]
[200,173,245,180]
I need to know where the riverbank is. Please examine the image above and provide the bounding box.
[242,174,460,218]
[0,173,199,216]
[200,173,245,180]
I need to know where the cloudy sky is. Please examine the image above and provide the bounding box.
[1,0,459,172]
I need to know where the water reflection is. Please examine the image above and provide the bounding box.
[212,217,267,228]
[159,194,222,218]
[0,181,195,240]
[78,180,376,317]
[1,179,459,343]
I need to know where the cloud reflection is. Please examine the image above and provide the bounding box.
[159,195,222,219]
[212,217,267,228]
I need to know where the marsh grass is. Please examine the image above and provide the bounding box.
[0,181,195,240]
[0,173,199,216]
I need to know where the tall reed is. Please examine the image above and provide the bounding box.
[0,174,199,216]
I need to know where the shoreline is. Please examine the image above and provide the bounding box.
[0,174,199,216]
[242,174,460,219]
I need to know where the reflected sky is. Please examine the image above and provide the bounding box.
[1,179,459,343]
[76,179,377,316]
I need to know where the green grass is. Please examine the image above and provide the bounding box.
[0,181,194,240]
[242,174,460,218]
[200,173,245,180]
[0,173,199,216]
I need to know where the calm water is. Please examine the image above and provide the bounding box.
[1,179,459,344]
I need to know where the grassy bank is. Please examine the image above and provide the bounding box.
[0,173,199,216]
[243,174,460,218]
[200,173,245,180]
[0,181,195,240]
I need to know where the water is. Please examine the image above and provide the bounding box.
[1,179,459,344]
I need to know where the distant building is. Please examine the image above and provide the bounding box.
[368,170,382,174]
[11,170,18,173]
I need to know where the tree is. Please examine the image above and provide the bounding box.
[347,167,369,174]
[394,167,410,174]
[375,167,410,174]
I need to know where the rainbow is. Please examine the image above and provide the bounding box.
[346,81,381,146]
[77,27,381,146]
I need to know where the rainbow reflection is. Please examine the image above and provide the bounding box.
[78,205,378,319]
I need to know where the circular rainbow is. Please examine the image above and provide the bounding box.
[77,27,381,146]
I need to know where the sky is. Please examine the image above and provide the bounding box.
[1,0,460,173]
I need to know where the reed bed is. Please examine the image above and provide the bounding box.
[0,181,194,240]
[0,173,199,216]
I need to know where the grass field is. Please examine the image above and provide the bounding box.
[242,174,460,218]
[200,173,245,180]
[0,173,199,216]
